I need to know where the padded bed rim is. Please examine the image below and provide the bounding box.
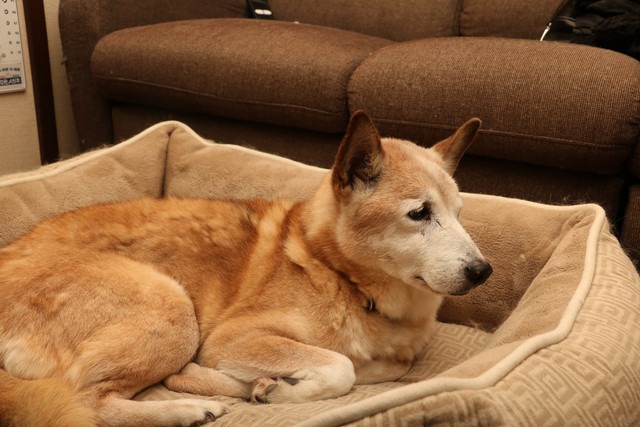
[0,121,326,189]
[298,197,605,427]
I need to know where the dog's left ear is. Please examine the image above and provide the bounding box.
[332,111,385,189]
[432,118,481,174]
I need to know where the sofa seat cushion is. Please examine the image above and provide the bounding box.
[91,18,391,133]
[628,142,640,178]
[621,184,640,264]
[349,37,640,175]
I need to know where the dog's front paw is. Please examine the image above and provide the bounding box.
[168,398,228,426]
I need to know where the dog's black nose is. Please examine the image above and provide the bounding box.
[464,260,492,286]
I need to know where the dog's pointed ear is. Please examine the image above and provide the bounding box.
[332,111,385,189]
[432,118,481,174]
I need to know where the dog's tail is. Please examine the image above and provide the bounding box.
[0,369,97,427]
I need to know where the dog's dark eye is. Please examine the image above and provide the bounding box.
[408,205,431,222]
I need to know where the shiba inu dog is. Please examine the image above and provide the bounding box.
[0,111,491,426]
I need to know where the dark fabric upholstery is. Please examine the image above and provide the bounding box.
[271,0,460,40]
[456,156,624,220]
[111,105,343,168]
[349,38,640,174]
[92,19,391,133]
[621,185,640,265]
[629,142,640,177]
[59,0,247,148]
[61,0,568,149]
[460,0,564,39]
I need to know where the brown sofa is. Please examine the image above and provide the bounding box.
[58,0,640,262]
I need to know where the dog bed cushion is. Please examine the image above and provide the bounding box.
[1,122,638,426]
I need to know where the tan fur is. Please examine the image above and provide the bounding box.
[0,370,96,427]
[0,111,490,426]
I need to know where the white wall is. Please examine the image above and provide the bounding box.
[43,0,79,158]
[0,0,79,175]
[0,0,41,175]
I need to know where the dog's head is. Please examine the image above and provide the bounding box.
[328,111,491,296]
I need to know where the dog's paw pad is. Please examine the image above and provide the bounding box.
[251,377,278,404]
[199,402,227,423]
[173,399,227,426]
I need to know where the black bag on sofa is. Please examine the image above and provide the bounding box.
[542,0,640,59]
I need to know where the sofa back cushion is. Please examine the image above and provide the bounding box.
[271,0,460,41]
[459,0,563,39]
[271,0,564,41]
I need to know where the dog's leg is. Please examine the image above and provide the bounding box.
[195,334,356,404]
[248,351,355,404]
[354,360,412,384]
[58,256,229,426]
[94,396,226,427]
[164,362,251,397]
[67,313,229,426]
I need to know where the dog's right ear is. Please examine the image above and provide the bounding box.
[432,118,481,175]
[332,111,385,190]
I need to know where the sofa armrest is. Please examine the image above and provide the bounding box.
[59,0,247,149]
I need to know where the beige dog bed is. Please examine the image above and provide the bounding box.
[1,122,639,426]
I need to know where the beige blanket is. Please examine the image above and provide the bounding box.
[1,122,638,426]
